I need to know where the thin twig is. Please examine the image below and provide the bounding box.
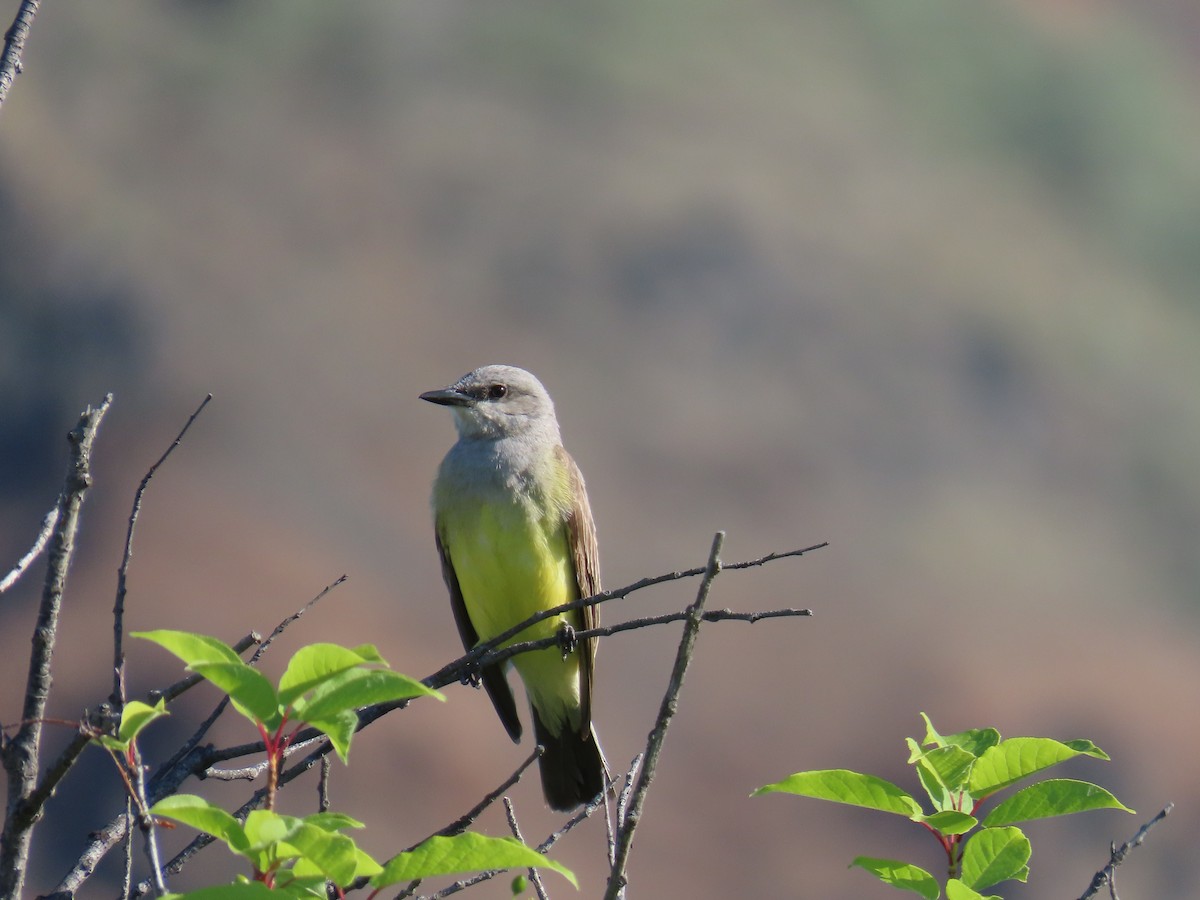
[429,747,543,843]
[318,756,332,813]
[536,771,617,855]
[113,394,212,707]
[248,574,348,666]
[610,754,642,866]
[0,0,40,112]
[603,531,725,900]
[24,730,90,819]
[1077,803,1173,900]
[0,395,112,900]
[131,744,167,897]
[121,797,134,900]
[421,542,826,691]
[503,798,549,900]
[423,786,610,899]
[377,748,545,900]
[0,506,58,594]
[152,575,345,781]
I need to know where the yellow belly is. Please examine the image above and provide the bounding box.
[441,496,583,733]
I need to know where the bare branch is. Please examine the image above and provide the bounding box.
[23,729,89,823]
[503,798,548,900]
[318,756,331,814]
[247,574,348,666]
[1077,803,1173,900]
[537,765,623,856]
[427,747,542,844]
[113,394,212,706]
[201,760,270,783]
[121,797,134,900]
[0,506,58,594]
[0,0,40,112]
[609,753,641,866]
[419,541,825,695]
[130,745,166,897]
[350,748,545,899]
[0,395,112,900]
[604,531,725,900]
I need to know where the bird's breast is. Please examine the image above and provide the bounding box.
[437,483,577,646]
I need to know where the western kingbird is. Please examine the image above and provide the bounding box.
[421,365,604,811]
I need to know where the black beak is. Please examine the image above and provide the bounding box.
[420,388,472,407]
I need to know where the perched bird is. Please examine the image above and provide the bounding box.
[421,365,604,811]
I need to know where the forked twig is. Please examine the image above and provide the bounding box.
[113,394,212,706]
[1077,803,1173,900]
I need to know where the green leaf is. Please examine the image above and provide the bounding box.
[278,643,387,707]
[135,630,280,727]
[849,857,939,899]
[918,810,977,835]
[280,822,359,886]
[959,826,1030,890]
[302,811,365,832]
[945,878,1000,900]
[150,794,250,856]
[969,737,1111,797]
[304,709,359,761]
[1063,739,1110,761]
[982,779,1133,827]
[347,643,386,664]
[293,668,441,724]
[117,698,168,744]
[920,713,1000,756]
[914,745,976,796]
[350,846,384,880]
[752,769,922,817]
[265,868,328,897]
[243,809,299,853]
[374,834,577,889]
[160,884,280,900]
[910,740,953,810]
[134,630,243,667]
[97,735,129,753]
[190,661,281,728]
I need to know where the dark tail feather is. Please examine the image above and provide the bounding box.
[531,708,604,812]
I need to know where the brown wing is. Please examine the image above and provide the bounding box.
[558,445,601,738]
[435,527,522,742]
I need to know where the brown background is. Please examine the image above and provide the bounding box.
[2,2,1199,897]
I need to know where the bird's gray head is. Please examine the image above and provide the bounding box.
[420,365,561,441]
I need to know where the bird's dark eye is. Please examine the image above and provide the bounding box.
[487,383,508,400]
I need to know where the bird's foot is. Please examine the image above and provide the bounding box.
[556,623,577,659]
[460,660,483,689]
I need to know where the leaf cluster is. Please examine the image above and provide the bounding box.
[133,631,440,761]
[148,796,574,898]
[753,713,1132,899]
[92,631,575,897]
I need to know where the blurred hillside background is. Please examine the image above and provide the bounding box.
[2,1,1199,896]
